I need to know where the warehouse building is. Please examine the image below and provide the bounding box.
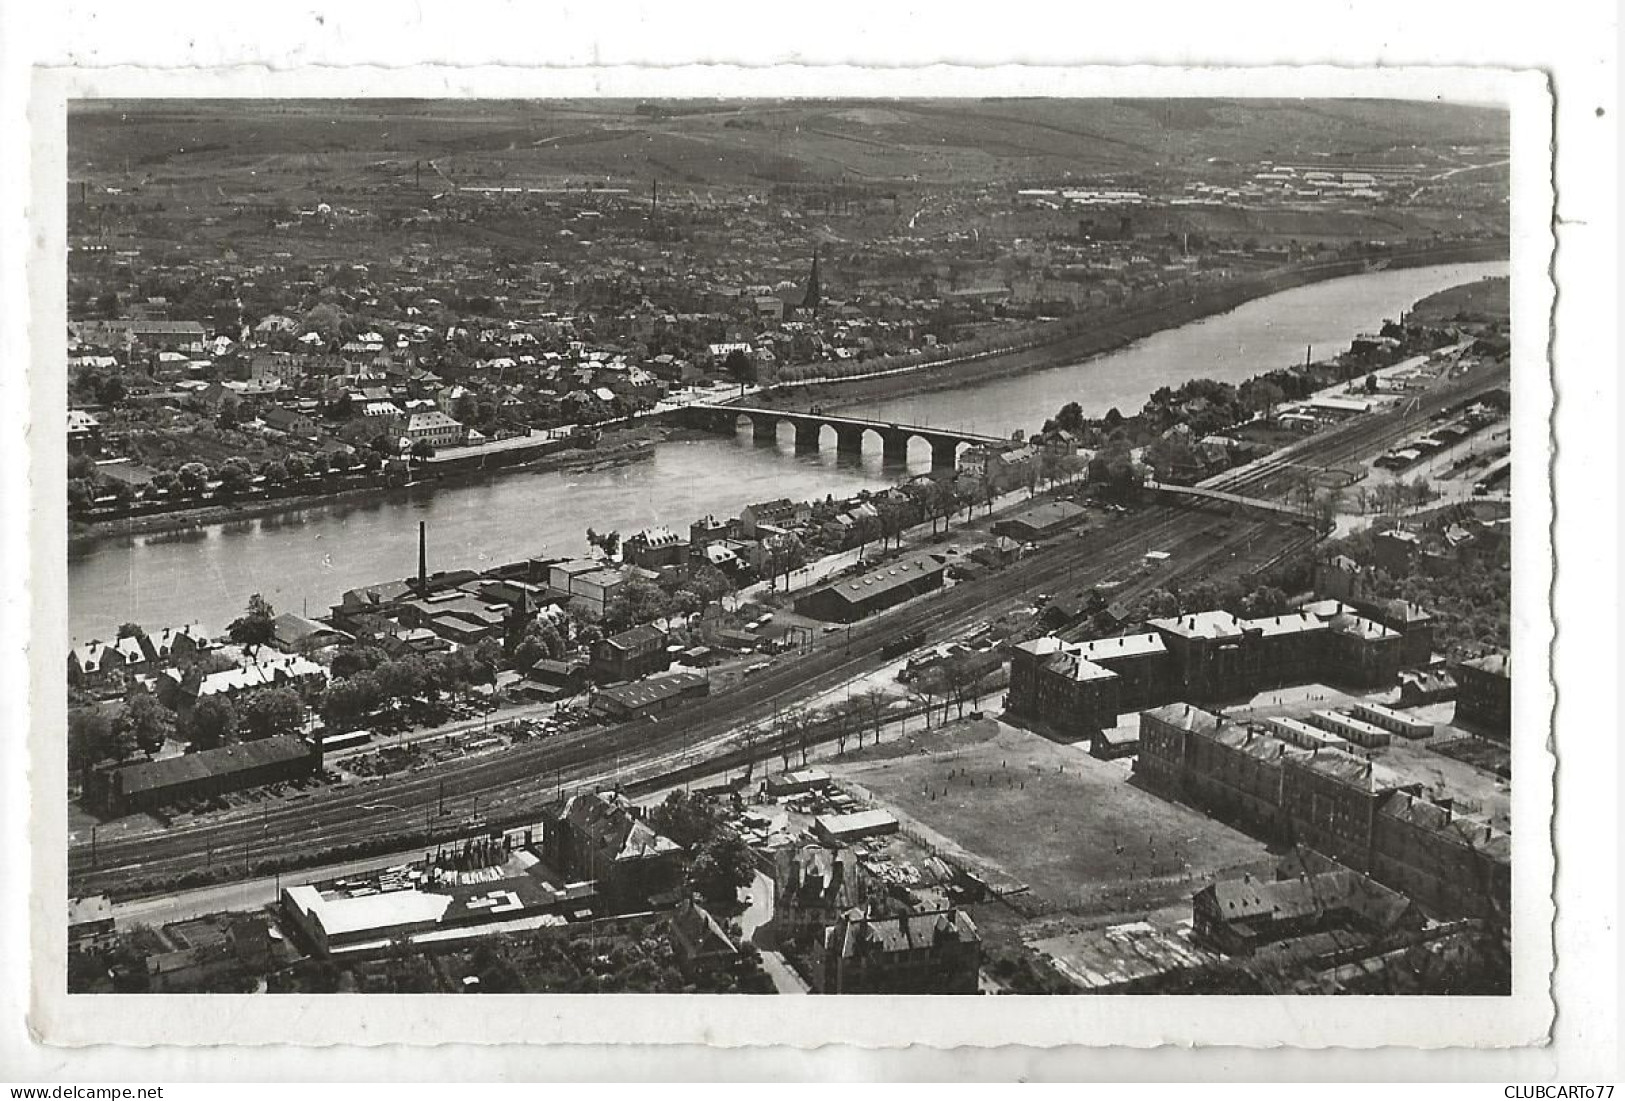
[87,736,319,817]
[990,499,1087,542]
[793,554,946,623]
[588,670,709,721]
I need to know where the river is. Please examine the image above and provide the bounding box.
[850,261,1509,436]
[67,259,1506,643]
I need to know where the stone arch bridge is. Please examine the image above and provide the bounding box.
[681,403,1009,469]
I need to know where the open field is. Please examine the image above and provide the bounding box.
[824,718,1275,915]
[69,98,1507,188]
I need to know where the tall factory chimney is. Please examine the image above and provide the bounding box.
[417,521,428,593]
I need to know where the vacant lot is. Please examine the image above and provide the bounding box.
[824,719,1274,916]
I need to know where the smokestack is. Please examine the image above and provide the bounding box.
[418,521,428,593]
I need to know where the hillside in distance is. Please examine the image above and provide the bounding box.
[69,98,1508,189]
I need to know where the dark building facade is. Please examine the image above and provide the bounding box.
[816,909,981,994]
[1136,704,1509,921]
[87,736,319,817]
[794,554,945,624]
[591,624,669,683]
[542,791,685,913]
[1452,652,1511,742]
[1008,602,1414,736]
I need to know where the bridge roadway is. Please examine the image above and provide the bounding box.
[1144,481,1317,522]
[681,402,1008,468]
[68,362,1510,899]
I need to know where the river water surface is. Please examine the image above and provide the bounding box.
[68,259,1506,642]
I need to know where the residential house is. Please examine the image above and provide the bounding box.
[623,527,690,571]
[815,909,981,994]
[591,624,669,683]
[542,791,685,913]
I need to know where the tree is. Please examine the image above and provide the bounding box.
[687,833,755,913]
[227,594,277,655]
[849,513,882,557]
[238,687,306,741]
[176,461,211,494]
[183,696,239,751]
[67,479,97,515]
[329,644,386,681]
[321,673,381,730]
[944,653,998,719]
[69,704,132,776]
[909,666,952,728]
[852,687,891,744]
[875,497,908,551]
[648,790,723,851]
[512,620,566,668]
[763,532,807,591]
[1239,378,1286,417]
[410,439,436,461]
[680,563,732,609]
[119,691,173,755]
[585,528,621,559]
[96,375,128,407]
[1054,400,1085,434]
[302,302,345,343]
[603,579,675,633]
[722,349,756,395]
[216,459,253,499]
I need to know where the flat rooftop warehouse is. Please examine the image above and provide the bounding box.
[814,809,900,843]
[281,860,580,954]
[991,500,1087,541]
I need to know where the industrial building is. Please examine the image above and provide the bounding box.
[793,554,946,623]
[990,499,1087,542]
[279,853,591,956]
[86,735,319,817]
[588,670,709,721]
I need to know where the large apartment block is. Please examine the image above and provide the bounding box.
[1136,703,1509,921]
[1008,600,1408,738]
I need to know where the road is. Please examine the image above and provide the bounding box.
[67,362,1507,900]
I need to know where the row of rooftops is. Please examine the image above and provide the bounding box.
[1016,599,1404,684]
[826,908,980,960]
[1146,600,1399,644]
[161,653,326,700]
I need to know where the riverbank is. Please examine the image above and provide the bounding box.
[760,242,1508,416]
[68,423,674,549]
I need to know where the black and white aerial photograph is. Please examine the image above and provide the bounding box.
[61,94,1527,1002]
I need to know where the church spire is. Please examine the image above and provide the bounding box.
[801,247,822,313]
